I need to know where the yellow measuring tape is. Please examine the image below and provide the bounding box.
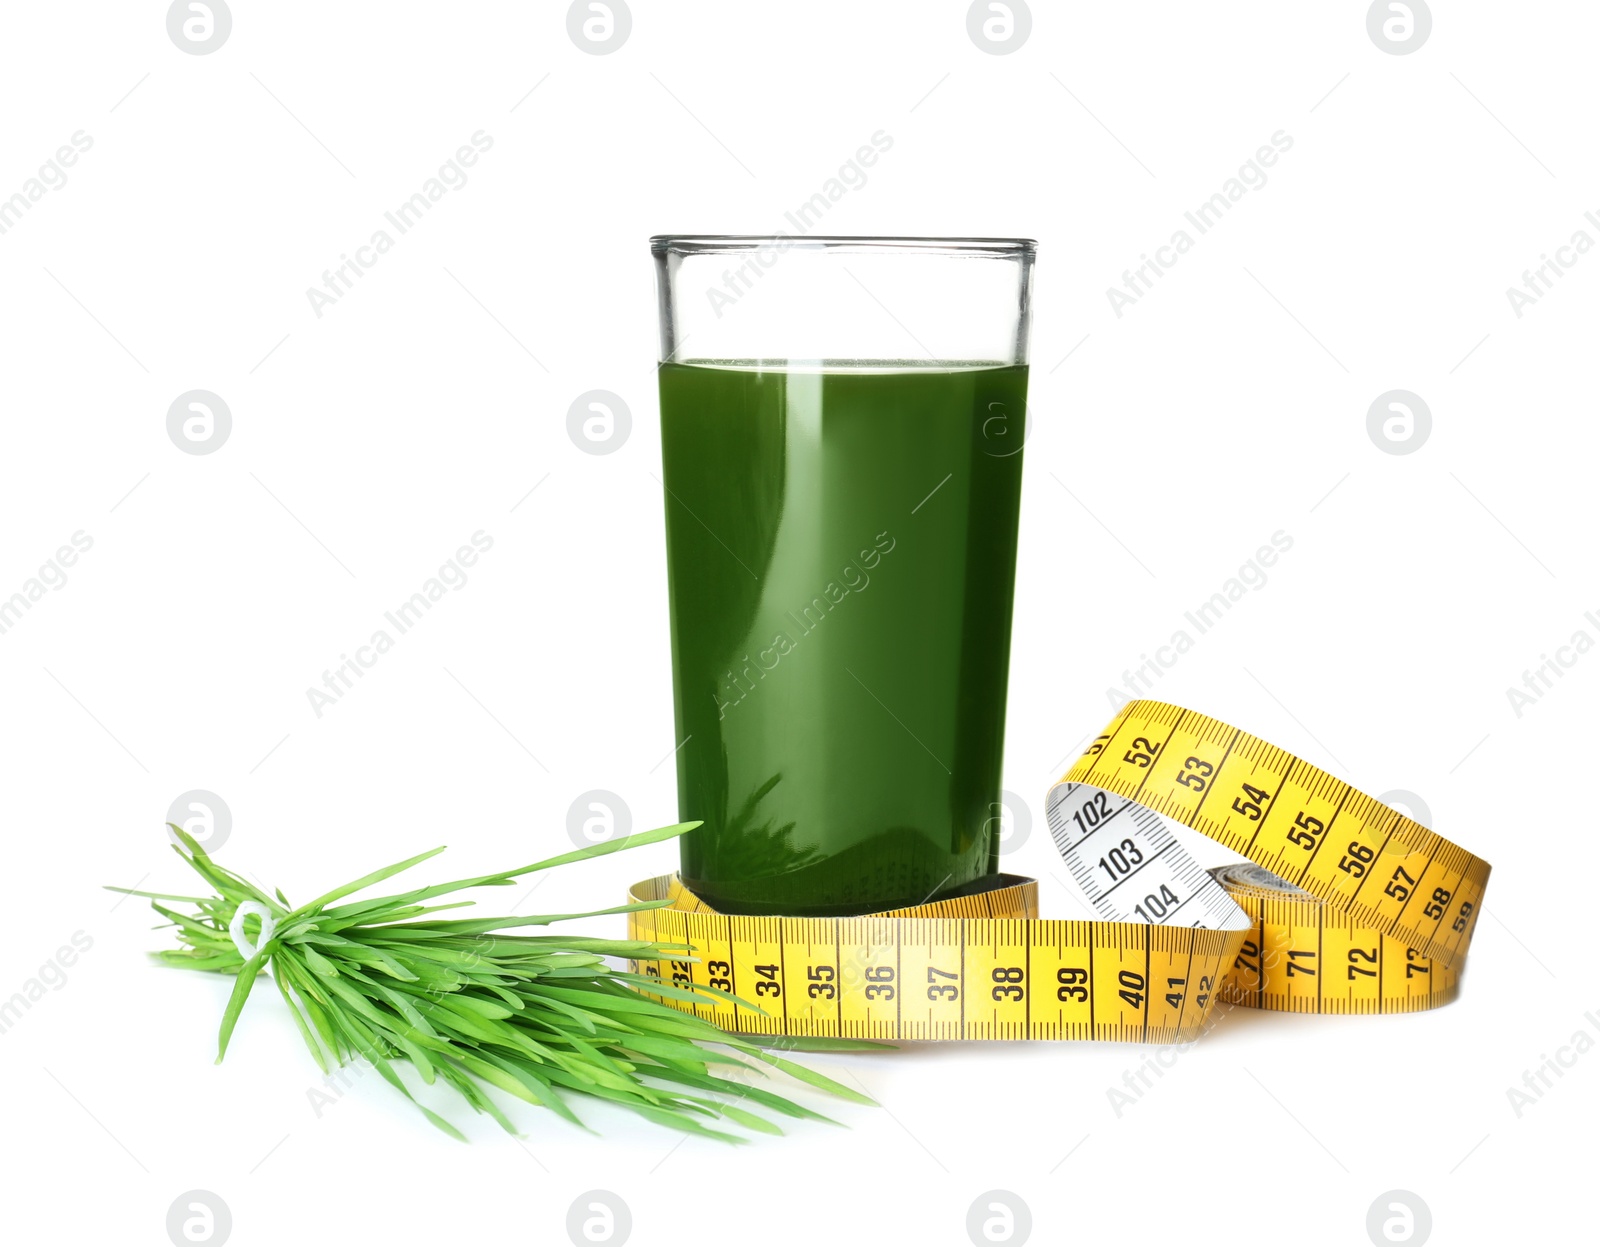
[626,700,1489,1041]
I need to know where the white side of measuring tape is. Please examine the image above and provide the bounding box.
[1046,781,1252,931]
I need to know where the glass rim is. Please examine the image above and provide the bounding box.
[650,234,1036,258]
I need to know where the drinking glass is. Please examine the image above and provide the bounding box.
[651,235,1035,915]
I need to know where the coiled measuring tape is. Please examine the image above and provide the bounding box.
[626,700,1489,1041]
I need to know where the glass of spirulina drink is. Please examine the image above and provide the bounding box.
[651,236,1034,915]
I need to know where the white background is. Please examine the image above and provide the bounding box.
[1,2,1593,1244]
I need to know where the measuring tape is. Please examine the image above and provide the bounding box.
[626,700,1489,1041]
[1209,863,1459,1014]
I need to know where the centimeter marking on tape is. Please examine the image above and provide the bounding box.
[625,700,1490,1041]
[629,879,1239,1043]
[1213,865,1460,1015]
[1063,700,1490,969]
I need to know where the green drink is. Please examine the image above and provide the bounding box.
[658,361,1028,914]
[651,235,1036,915]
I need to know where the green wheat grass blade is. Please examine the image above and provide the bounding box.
[119,819,878,1141]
